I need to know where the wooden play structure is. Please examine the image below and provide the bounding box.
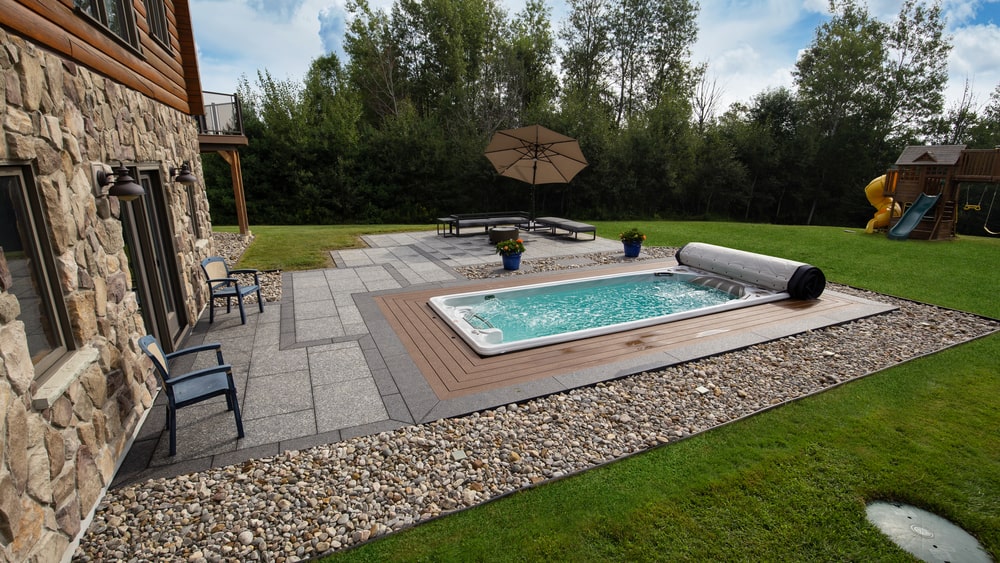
[878,145,1000,240]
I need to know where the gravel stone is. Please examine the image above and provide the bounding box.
[73,233,999,561]
[212,232,282,303]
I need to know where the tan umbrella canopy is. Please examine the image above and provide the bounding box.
[484,124,588,217]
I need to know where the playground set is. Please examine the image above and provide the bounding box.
[864,145,1000,240]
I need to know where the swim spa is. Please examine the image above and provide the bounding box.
[429,243,826,355]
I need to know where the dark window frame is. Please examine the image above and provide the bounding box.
[0,166,75,379]
[143,0,172,52]
[74,0,142,52]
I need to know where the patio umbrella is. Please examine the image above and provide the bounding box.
[484,124,588,219]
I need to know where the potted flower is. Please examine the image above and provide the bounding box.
[619,228,645,257]
[495,238,526,270]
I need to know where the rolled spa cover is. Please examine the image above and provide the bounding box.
[674,242,826,300]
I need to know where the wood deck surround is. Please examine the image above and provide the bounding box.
[374,261,883,401]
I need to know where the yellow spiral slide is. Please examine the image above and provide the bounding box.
[864,175,901,233]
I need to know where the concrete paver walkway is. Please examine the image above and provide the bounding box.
[112,229,622,487]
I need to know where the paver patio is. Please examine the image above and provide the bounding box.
[111,230,892,488]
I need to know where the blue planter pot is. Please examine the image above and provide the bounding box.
[502,253,522,270]
[623,242,642,257]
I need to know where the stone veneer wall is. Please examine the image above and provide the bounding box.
[0,28,215,561]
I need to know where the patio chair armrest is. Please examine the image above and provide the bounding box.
[165,342,222,361]
[166,363,233,385]
[208,278,240,289]
[230,268,262,284]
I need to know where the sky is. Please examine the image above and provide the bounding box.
[191,0,1000,115]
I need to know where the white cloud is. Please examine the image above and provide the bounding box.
[191,0,1000,115]
[946,22,1000,107]
[192,0,331,91]
[941,0,997,26]
[950,23,1000,76]
[713,44,761,75]
[318,7,348,55]
[245,0,308,20]
[691,1,819,109]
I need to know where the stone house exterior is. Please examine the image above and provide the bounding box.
[1,1,222,559]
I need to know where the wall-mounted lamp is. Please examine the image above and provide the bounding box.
[95,163,145,201]
[170,162,197,185]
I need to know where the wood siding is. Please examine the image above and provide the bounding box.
[0,0,203,114]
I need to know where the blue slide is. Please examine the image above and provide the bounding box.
[888,193,940,240]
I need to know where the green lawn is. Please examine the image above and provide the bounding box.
[220,222,999,561]
[214,224,433,270]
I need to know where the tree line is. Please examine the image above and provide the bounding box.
[202,0,1000,232]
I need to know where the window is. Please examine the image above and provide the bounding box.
[75,0,140,49]
[143,0,171,51]
[0,168,73,376]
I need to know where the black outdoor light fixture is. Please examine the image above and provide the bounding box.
[170,162,197,185]
[95,163,145,202]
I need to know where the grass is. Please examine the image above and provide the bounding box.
[332,341,999,561]
[219,222,999,561]
[214,224,433,270]
[599,221,1000,318]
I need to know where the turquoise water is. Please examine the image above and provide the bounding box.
[464,279,734,343]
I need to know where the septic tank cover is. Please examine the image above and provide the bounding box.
[866,501,993,562]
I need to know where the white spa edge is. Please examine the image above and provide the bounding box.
[428,266,790,356]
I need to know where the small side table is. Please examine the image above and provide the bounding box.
[436,217,455,236]
[489,226,519,244]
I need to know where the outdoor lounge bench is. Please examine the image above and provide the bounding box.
[436,211,531,236]
[533,217,597,240]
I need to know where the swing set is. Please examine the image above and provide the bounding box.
[962,184,999,235]
[872,146,1000,240]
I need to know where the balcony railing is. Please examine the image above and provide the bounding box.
[197,91,244,136]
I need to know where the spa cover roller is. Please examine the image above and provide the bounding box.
[675,243,826,300]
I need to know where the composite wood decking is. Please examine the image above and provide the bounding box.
[374,262,878,401]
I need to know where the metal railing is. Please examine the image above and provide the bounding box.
[196,91,244,136]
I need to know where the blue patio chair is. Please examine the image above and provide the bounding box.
[138,335,245,456]
[200,256,264,325]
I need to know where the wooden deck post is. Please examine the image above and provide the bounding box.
[218,149,250,237]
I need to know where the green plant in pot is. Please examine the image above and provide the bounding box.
[619,228,645,257]
[496,238,526,270]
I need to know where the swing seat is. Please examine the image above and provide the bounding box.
[979,185,998,235]
[963,204,981,211]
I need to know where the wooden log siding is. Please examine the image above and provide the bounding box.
[172,0,204,112]
[0,0,203,115]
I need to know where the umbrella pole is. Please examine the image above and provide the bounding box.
[531,186,536,224]
[531,159,537,224]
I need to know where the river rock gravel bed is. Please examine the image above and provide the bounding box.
[212,232,283,304]
[75,237,998,562]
